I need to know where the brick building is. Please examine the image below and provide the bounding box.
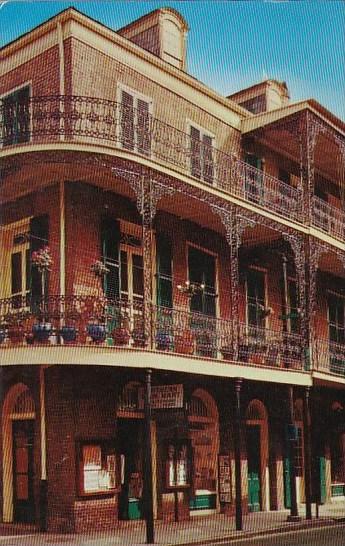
[0,6,344,535]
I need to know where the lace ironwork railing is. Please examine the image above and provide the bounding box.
[312,196,345,242]
[238,323,304,370]
[0,95,303,223]
[314,339,345,377]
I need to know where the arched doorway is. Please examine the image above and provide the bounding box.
[2,383,36,523]
[188,389,219,513]
[245,399,269,512]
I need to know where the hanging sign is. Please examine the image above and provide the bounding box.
[218,454,232,503]
[138,384,184,410]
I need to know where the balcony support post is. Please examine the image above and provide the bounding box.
[142,177,154,350]
[286,385,301,522]
[299,111,313,226]
[303,386,313,520]
[234,377,243,531]
[144,369,155,544]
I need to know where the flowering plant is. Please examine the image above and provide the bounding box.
[31,246,53,272]
[91,260,110,277]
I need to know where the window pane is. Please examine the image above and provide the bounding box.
[133,254,143,296]
[120,251,128,294]
[121,91,134,150]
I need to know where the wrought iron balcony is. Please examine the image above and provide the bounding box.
[312,196,345,242]
[314,339,345,377]
[0,295,305,371]
[0,95,303,223]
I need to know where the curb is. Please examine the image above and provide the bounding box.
[167,517,344,546]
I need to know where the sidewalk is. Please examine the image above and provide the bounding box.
[1,504,344,546]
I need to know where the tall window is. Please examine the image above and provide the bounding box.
[287,279,299,334]
[190,125,214,185]
[11,246,30,308]
[2,86,30,146]
[119,88,151,155]
[156,235,173,309]
[246,269,266,331]
[188,246,216,317]
[329,294,345,344]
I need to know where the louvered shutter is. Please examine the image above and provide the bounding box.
[137,98,151,155]
[101,217,120,300]
[202,133,214,184]
[190,126,201,179]
[120,91,134,150]
[156,235,172,308]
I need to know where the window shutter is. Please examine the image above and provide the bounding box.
[190,126,201,179]
[137,98,151,155]
[120,90,134,150]
[156,235,172,308]
[29,214,49,300]
[101,217,120,300]
[202,134,214,185]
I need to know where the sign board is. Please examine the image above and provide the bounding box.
[218,454,232,503]
[138,384,184,410]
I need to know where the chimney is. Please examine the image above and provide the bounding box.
[118,8,189,71]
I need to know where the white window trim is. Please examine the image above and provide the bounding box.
[1,218,32,300]
[187,120,216,185]
[0,82,33,149]
[116,83,153,155]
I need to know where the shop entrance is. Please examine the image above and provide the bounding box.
[118,419,144,520]
[12,420,35,523]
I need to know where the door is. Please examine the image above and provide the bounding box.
[12,420,35,523]
[120,246,144,332]
[118,419,144,520]
[246,425,261,512]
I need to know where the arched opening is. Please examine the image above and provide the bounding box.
[2,383,36,523]
[245,399,269,512]
[188,389,220,513]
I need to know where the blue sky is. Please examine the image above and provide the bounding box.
[1,1,344,120]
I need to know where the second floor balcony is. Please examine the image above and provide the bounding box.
[312,196,345,242]
[0,95,304,224]
[0,294,306,373]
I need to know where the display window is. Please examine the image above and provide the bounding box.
[165,441,191,489]
[78,441,117,496]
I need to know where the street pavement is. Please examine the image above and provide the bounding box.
[0,504,344,546]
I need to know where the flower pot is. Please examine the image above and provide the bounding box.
[32,322,52,343]
[87,323,107,343]
[111,327,130,346]
[132,329,147,348]
[59,326,77,343]
[175,330,195,355]
[156,331,173,351]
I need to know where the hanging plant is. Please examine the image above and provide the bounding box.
[91,260,110,277]
[31,246,53,273]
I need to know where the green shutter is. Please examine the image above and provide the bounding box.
[29,215,49,302]
[100,217,120,300]
[319,456,326,504]
[156,235,172,308]
[283,455,291,509]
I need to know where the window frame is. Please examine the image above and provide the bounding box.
[245,266,268,333]
[117,83,153,156]
[328,291,345,345]
[186,242,219,319]
[0,82,32,148]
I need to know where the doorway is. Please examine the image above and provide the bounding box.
[12,420,35,523]
[117,419,144,520]
[246,425,261,512]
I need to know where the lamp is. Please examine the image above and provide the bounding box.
[177,280,205,297]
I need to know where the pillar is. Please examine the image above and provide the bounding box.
[234,378,243,531]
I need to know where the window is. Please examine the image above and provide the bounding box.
[246,269,266,332]
[165,440,191,489]
[188,246,216,317]
[119,87,151,155]
[279,168,291,186]
[11,247,30,308]
[239,94,266,114]
[1,86,30,147]
[156,235,173,309]
[287,279,299,334]
[189,125,215,184]
[78,441,116,496]
[329,294,345,345]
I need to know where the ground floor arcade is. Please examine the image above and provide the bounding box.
[0,365,344,533]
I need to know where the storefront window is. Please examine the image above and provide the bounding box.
[79,442,116,495]
[165,441,190,488]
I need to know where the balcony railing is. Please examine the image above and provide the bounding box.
[0,295,305,371]
[312,196,345,242]
[314,339,345,377]
[0,95,303,223]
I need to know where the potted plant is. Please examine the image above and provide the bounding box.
[132,325,147,348]
[156,330,173,351]
[59,325,78,343]
[91,260,110,277]
[111,316,130,346]
[86,295,108,343]
[31,246,53,342]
